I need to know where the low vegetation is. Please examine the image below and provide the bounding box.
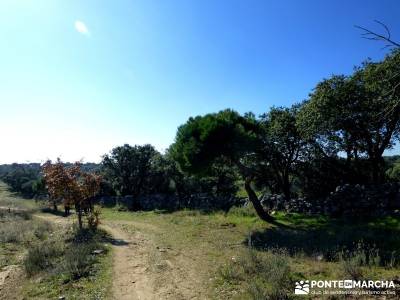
[23,226,113,299]
[217,248,293,299]
[0,40,399,300]
[0,185,113,300]
[0,184,49,272]
[0,209,51,271]
[101,205,400,299]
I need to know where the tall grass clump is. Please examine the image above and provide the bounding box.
[227,205,257,218]
[63,243,97,279]
[24,225,108,279]
[218,248,294,299]
[0,208,51,243]
[0,222,28,243]
[24,239,64,276]
[63,226,108,279]
[338,243,386,280]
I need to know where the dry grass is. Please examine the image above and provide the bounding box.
[0,182,113,300]
[102,206,400,299]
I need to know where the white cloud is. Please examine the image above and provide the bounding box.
[74,20,90,36]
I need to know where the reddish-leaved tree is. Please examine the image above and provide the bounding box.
[42,159,102,229]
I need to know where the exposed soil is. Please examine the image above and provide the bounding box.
[103,221,206,300]
[18,212,205,300]
[0,265,24,300]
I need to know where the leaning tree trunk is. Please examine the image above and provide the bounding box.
[244,179,274,222]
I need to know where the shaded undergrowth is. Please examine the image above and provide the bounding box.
[248,216,400,267]
[214,208,400,299]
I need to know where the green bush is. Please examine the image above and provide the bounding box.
[63,227,108,279]
[24,226,108,280]
[0,215,51,243]
[24,240,64,276]
[338,244,383,280]
[0,222,26,243]
[0,209,32,221]
[33,221,52,240]
[339,253,364,280]
[63,243,96,279]
[218,249,293,299]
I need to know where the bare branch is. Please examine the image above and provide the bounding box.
[374,20,391,39]
[355,21,400,49]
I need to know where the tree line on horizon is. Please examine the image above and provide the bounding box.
[1,49,400,222]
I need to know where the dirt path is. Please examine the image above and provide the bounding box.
[34,213,161,299]
[36,214,160,299]
[3,208,205,300]
[101,222,156,300]
[0,265,24,300]
[1,187,200,299]
[104,220,207,300]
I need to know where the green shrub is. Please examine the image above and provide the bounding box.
[0,209,32,221]
[339,253,364,280]
[63,243,96,279]
[63,227,108,279]
[24,226,107,280]
[219,263,243,283]
[246,277,288,300]
[0,222,25,243]
[218,249,293,299]
[243,250,292,299]
[86,208,101,231]
[338,244,383,280]
[71,227,99,243]
[33,221,52,240]
[0,217,52,244]
[24,240,64,276]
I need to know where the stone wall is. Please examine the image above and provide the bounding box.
[259,183,400,217]
[98,183,400,216]
[97,193,246,211]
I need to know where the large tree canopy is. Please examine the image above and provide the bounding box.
[171,109,259,174]
[260,106,306,199]
[298,50,400,183]
[102,144,164,199]
[171,109,274,221]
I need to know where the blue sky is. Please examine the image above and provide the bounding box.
[1,0,399,163]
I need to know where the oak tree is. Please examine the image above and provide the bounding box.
[42,159,102,229]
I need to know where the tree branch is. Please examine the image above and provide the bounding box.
[355,20,400,49]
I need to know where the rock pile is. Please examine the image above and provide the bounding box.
[98,193,246,211]
[259,183,400,217]
[98,183,400,217]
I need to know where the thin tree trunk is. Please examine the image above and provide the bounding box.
[64,205,70,216]
[78,209,83,229]
[53,201,58,211]
[282,172,291,200]
[76,203,83,229]
[244,179,274,222]
[370,155,384,184]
